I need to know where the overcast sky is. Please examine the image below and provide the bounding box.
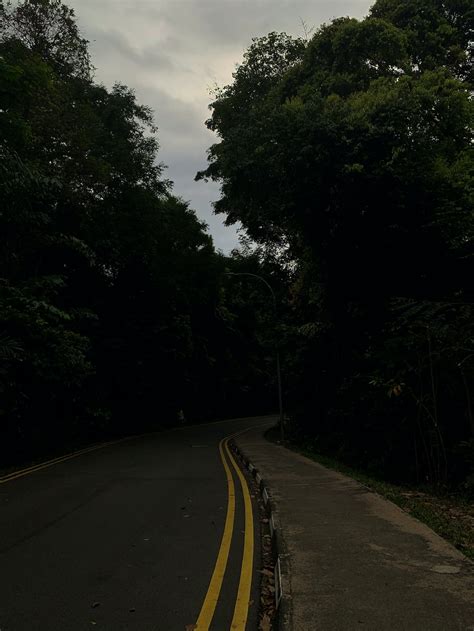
[69,0,372,252]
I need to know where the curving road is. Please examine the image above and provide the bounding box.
[0,417,270,630]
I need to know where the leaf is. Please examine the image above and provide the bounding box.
[260,614,271,631]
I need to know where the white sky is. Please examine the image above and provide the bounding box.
[69,0,372,252]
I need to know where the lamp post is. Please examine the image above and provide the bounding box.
[224,272,285,443]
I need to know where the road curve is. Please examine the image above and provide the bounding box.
[0,416,270,630]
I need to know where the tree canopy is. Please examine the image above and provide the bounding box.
[0,0,277,464]
[200,0,474,488]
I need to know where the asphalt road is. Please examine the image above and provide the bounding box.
[0,417,269,631]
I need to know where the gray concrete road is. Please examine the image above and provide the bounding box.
[0,417,269,631]
[237,426,474,631]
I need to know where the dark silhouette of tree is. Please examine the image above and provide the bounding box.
[0,0,276,465]
[199,1,474,489]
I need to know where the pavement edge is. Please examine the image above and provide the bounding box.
[228,438,292,631]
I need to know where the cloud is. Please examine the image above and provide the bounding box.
[88,29,177,73]
[69,0,373,251]
[138,86,203,135]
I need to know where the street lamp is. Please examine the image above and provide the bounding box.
[224,272,285,443]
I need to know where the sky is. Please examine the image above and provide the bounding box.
[69,0,372,252]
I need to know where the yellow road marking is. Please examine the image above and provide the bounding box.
[0,437,131,485]
[195,438,236,630]
[0,423,262,485]
[3,424,258,629]
[226,441,254,631]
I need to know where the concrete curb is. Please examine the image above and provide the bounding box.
[229,439,292,631]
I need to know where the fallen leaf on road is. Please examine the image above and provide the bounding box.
[185,625,197,631]
[91,602,100,609]
[260,614,271,630]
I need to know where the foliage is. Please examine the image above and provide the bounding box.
[0,0,276,465]
[370,0,473,83]
[0,0,92,78]
[200,0,474,488]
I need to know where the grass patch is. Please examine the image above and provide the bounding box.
[266,428,474,560]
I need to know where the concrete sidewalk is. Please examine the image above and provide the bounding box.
[237,425,474,631]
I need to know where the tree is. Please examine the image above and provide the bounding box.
[0,147,92,457]
[370,0,473,83]
[199,1,474,486]
[1,0,280,464]
[0,0,92,78]
[197,32,305,244]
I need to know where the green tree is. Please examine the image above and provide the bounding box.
[1,0,280,465]
[370,0,473,82]
[199,1,474,486]
[0,0,92,78]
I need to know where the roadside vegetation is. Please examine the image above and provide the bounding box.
[0,0,280,466]
[200,0,474,501]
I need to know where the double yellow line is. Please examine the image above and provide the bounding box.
[195,434,254,631]
[1,428,255,629]
[0,437,129,485]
